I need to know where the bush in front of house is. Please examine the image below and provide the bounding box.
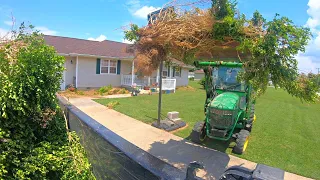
[0,25,95,179]
[189,77,195,81]
[98,85,112,95]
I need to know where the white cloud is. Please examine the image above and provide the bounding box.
[126,0,161,19]
[0,28,13,40]
[35,26,57,35]
[122,39,134,44]
[126,0,141,14]
[88,35,107,41]
[4,21,13,26]
[297,53,320,73]
[133,6,161,19]
[306,0,320,31]
[297,0,320,73]
[0,28,9,36]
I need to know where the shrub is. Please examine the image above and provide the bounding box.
[0,25,95,179]
[189,77,195,81]
[119,88,129,94]
[106,101,120,109]
[76,90,85,95]
[199,77,206,88]
[98,85,112,95]
[108,88,120,95]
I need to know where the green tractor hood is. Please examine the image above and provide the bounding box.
[210,92,240,110]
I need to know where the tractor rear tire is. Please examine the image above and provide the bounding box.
[191,121,206,144]
[233,130,250,154]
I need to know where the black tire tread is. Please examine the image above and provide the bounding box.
[191,121,206,144]
[233,129,250,154]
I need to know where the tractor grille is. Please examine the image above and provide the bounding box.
[209,108,236,128]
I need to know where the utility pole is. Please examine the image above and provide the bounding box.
[316,68,320,74]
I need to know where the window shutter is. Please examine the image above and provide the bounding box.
[96,58,101,74]
[179,67,182,77]
[168,66,171,77]
[173,67,176,77]
[117,60,121,75]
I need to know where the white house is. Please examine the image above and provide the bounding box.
[194,69,205,80]
[44,35,192,90]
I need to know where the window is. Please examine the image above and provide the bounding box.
[101,60,117,74]
[162,70,168,77]
[174,67,181,77]
[162,65,168,77]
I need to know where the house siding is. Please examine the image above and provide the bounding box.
[194,73,204,80]
[64,57,76,87]
[76,57,132,88]
[62,55,190,89]
[175,68,189,86]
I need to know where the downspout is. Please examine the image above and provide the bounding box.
[76,56,79,88]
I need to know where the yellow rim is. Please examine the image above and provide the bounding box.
[253,114,257,122]
[243,138,249,151]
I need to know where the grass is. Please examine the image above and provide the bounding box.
[94,81,320,179]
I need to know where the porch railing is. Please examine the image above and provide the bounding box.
[121,75,157,87]
[121,74,176,91]
[162,79,176,92]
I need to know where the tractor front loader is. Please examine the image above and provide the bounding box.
[191,61,256,154]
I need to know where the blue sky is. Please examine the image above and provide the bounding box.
[0,0,319,72]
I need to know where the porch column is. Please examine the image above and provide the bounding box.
[148,76,151,86]
[131,60,135,86]
[156,67,159,83]
[76,56,78,88]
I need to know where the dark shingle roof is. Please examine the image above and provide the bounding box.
[44,35,134,58]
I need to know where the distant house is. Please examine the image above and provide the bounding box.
[194,69,205,80]
[44,35,192,90]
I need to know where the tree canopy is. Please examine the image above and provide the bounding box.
[125,0,318,102]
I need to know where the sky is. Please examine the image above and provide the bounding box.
[0,0,319,73]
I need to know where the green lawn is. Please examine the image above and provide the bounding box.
[95,81,320,179]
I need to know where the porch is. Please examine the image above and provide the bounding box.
[120,74,177,92]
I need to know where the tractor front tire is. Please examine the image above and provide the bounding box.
[245,104,255,132]
[191,121,206,144]
[233,130,250,154]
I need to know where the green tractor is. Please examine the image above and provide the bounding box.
[191,61,256,154]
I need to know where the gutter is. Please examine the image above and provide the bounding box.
[59,53,134,61]
[58,53,194,68]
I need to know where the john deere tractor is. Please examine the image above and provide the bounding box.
[191,61,256,154]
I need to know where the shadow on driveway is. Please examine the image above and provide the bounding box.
[148,138,233,179]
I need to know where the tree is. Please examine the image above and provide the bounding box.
[124,0,317,102]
